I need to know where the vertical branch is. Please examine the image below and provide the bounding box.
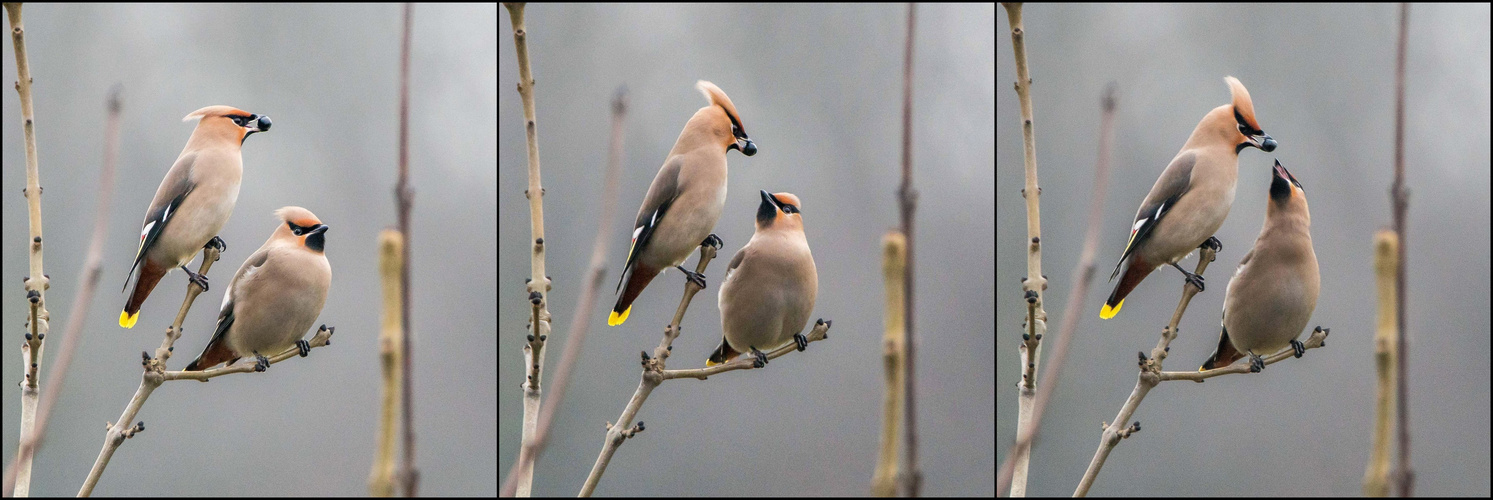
[1390,3,1414,497]
[1365,231,1398,496]
[371,231,403,496]
[999,2,1049,496]
[3,85,122,497]
[872,232,907,496]
[501,86,629,497]
[395,3,421,497]
[895,3,923,497]
[999,83,1116,495]
[504,3,551,496]
[5,4,49,496]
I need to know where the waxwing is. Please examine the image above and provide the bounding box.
[120,105,271,328]
[184,207,331,371]
[1100,77,1276,319]
[708,190,817,367]
[1200,160,1318,371]
[608,80,756,326]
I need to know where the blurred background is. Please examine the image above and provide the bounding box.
[997,4,1489,496]
[2,4,495,496]
[500,4,993,497]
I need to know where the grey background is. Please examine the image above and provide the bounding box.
[500,4,994,497]
[997,4,1490,497]
[2,4,496,496]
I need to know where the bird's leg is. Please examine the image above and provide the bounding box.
[206,235,227,253]
[793,333,809,352]
[1290,339,1306,358]
[1169,262,1205,291]
[253,352,271,372]
[701,233,723,250]
[297,340,312,357]
[179,265,210,291]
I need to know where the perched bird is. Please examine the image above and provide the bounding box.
[1200,160,1318,372]
[120,105,272,328]
[708,190,818,368]
[609,80,757,326]
[1100,77,1277,319]
[184,207,331,372]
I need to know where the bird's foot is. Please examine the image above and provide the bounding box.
[675,265,707,289]
[179,265,209,291]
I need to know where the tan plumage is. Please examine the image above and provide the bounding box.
[184,207,331,371]
[708,191,817,367]
[1200,160,1318,371]
[609,80,756,326]
[1100,77,1276,319]
[120,105,272,328]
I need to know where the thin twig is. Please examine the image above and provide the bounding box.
[81,243,221,496]
[504,3,551,497]
[578,243,719,497]
[501,86,629,497]
[1073,245,1218,496]
[81,323,337,494]
[1364,231,1397,496]
[370,231,403,496]
[896,3,922,496]
[998,3,1048,496]
[5,4,49,495]
[577,242,832,496]
[395,3,420,497]
[1390,3,1414,496]
[998,82,1116,495]
[3,84,122,496]
[871,232,906,496]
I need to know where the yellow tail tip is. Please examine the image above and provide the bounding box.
[119,310,138,329]
[607,306,631,326]
[1099,299,1123,319]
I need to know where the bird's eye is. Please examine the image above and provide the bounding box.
[289,222,304,235]
[783,205,799,214]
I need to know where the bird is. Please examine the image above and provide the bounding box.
[120,105,272,329]
[1200,160,1318,372]
[1100,76,1276,319]
[184,207,331,372]
[608,80,756,326]
[707,190,818,368]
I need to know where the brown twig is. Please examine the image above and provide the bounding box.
[1390,3,1414,496]
[896,3,922,496]
[395,3,421,497]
